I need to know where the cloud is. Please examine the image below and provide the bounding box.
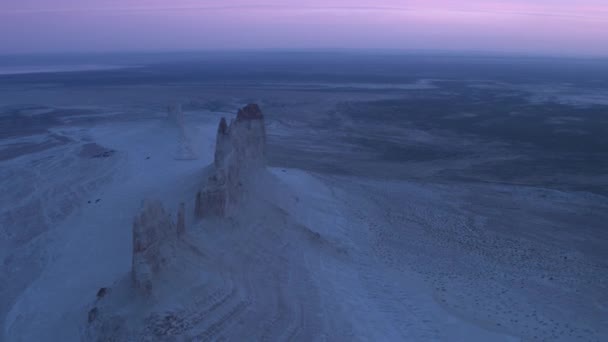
[0,3,607,21]
[1,1,606,55]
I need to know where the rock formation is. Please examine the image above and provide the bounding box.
[168,103,197,160]
[131,104,266,294]
[195,104,267,218]
[175,132,197,160]
[167,103,184,126]
[88,105,269,338]
[194,191,203,219]
[176,202,185,236]
[131,200,181,295]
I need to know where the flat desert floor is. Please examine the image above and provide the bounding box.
[1,55,607,341]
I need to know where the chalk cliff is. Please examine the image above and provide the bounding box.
[130,104,267,295]
[168,103,197,160]
[196,104,267,217]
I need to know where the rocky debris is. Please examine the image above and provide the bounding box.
[94,150,115,158]
[79,143,115,159]
[131,200,181,295]
[96,287,108,300]
[197,104,267,218]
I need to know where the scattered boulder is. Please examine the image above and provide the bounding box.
[96,287,108,300]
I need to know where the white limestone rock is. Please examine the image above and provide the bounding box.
[168,103,197,160]
[131,200,177,294]
[167,103,184,126]
[198,104,267,218]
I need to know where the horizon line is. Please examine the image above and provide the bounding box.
[1,48,608,61]
[2,5,608,21]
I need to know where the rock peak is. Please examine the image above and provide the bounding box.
[197,104,267,218]
[218,117,228,135]
[236,103,263,121]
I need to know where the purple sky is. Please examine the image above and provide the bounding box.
[1,0,607,56]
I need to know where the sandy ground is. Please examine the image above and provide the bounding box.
[0,79,606,340]
[1,112,605,340]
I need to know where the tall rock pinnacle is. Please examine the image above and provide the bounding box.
[236,103,264,121]
[197,104,267,218]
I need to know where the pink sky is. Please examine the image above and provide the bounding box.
[1,0,607,56]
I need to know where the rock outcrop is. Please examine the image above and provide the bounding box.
[168,103,197,160]
[194,191,203,219]
[176,202,185,236]
[175,132,197,160]
[131,200,181,295]
[167,103,184,126]
[131,104,266,293]
[195,104,267,218]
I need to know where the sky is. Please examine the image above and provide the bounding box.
[1,0,607,56]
